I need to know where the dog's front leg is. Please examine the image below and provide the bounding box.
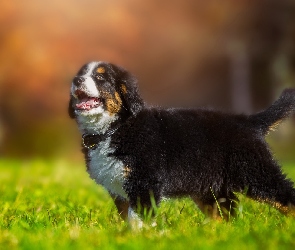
[111,195,143,229]
[111,195,129,220]
[128,206,143,230]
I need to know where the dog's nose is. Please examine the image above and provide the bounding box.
[73,76,85,87]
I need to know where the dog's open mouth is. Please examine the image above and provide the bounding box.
[74,90,102,111]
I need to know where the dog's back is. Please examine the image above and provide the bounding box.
[112,89,295,218]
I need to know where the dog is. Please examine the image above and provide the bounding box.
[69,61,295,225]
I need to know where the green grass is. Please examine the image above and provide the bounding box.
[1,159,295,249]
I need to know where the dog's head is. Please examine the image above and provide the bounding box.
[69,62,144,125]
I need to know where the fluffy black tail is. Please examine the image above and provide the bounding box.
[249,88,295,135]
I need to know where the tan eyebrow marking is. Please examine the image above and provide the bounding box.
[96,67,105,74]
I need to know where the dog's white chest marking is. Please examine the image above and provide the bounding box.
[87,137,128,199]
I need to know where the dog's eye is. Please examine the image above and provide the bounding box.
[95,74,104,81]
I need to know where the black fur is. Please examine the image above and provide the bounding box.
[109,63,145,117]
[68,96,76,119]
[250,89,295,135]
[111,104,295,217]
[70,62,295,220]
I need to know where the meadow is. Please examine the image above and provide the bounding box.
[1,158,295,250]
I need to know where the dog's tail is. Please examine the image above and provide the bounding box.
[249,88,295,135]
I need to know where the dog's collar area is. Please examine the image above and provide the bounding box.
[82,128,118,150]
[82,134,104,149]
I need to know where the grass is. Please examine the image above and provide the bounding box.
[1,158,295,249]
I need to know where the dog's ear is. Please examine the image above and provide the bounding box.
[112,65,144,116]
[68,97,76,119]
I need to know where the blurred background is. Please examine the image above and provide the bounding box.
[0,0,295,162]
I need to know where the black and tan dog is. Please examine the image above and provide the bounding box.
[69,61,295,224]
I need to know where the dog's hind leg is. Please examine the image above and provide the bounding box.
[244,162,295,216]
[191,194,237,221]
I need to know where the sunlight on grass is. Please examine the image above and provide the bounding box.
[1,159,295,249]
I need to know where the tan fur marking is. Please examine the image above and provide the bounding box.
[104,91,122,115]
[96,67,105,74]
[268,119,283,133]
[123,165,131,178]
[121,84,127,95]
[115,92,122,103]
[258,198,295,215]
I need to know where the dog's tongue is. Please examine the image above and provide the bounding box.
[76,98,100,110]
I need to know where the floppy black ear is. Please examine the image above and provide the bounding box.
[113,65,145,116]
[68,96,76,119]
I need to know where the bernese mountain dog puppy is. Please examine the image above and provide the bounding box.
[69,61,295,226]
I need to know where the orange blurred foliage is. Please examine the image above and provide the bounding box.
[0,0,295,158]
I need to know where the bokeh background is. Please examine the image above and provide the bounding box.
[1,0,295,162]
